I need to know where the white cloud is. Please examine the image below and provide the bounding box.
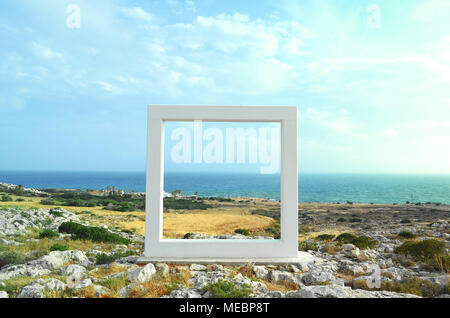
[302,108,361,135]
[381,128,399,138]
[122,7,154,22]
[32,42,63,60]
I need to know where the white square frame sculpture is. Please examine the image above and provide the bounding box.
[138,105,310,265]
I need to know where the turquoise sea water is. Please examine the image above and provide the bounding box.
[1,171,450,204]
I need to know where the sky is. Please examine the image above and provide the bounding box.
[0,0,449,174]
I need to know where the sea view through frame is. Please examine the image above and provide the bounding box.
[1,171,450,204]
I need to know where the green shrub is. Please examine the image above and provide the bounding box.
[95,251,135,265]
[163,198,212,210]
[299,241,319,252]
[48,209,64,217]
[395,240,446,261]
[349,218,362,223]
[336,218,346,222]
[39,229,59,239]
[234,229,250,236]
[352,236,379,249]
[398,231,416,239]
[335,233,378,249]
[15,198,25,202]
[0,251,27,268]
[202,279,252,298]
[183,233,195,239]
[49,243,69,252]
[315,234,335,241]
[58,222,130,244]
[1,195,13,202]
[265,223,280,239]
[400,219,412,224]
[335,233,358,243]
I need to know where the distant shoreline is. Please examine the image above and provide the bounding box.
[2,171,450,205]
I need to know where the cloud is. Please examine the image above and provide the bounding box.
[381,128,399,138]
[32,42,63,60]
[122,7,154,22]
[302,108,361,135]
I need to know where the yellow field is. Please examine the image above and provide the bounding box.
[163,212,276,238]
[0,194,277,238]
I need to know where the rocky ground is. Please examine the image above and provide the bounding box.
[0,204,449,299]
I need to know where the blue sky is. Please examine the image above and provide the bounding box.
[0,0,449,173]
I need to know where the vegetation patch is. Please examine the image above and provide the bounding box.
[298,241,319,252]
[0,251,28,268]
[265,223,280,239]
[58,222,130,244]
[395,239,446,262]
[335,233,379,249]
[202,279,252,298]
[315,234,335,241]
[398,231,416,239]
[234,228,250,236]
[163,198,212,210]
[50,243,69,252]
[95,251,135,265]
[355,277,445,297]
[39,229,59,239]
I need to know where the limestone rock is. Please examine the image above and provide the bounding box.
[127,263,157,283]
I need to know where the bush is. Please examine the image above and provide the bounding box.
[95,251,135,265]
[58,222,130,244]
[335,233,378,249]
[352,236,379,249]
[315,234,335,241]
[400,219,412,224]
[335,233,357,243]
[50,243,69,251]
[336,218,346,222]
[398,231,416,239]
[395,240,446,261]
[234,229,250,236]
[163,198,212,210]
[1,195,13,202]
[48,209,64,217]
[265,223,280,239]
[202,279,252,298]
[183,233,195,239]
[0,251,27,268]
[15,198,25,202]
[39,229,59,239]
[349,218,362,223]
[299,241,318,252]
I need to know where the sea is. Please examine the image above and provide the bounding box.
[1,171,450,204]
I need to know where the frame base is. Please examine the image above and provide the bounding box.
[137,251,314,266]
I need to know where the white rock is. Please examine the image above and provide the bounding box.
[190,264,207,271]
[0,291,8,298]
[253,266,269,280]
[155,263,170,277]
[73,278,92,290]
[127,263,156,283]
[302,269,335,285]
[59,264,86,278]
[18,284,45,298]
[93,285,110,297]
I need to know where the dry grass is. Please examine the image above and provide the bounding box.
[163,213,276,238]
[129,268,193,298]
[89,264,127,279]
[264,280,301,293]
